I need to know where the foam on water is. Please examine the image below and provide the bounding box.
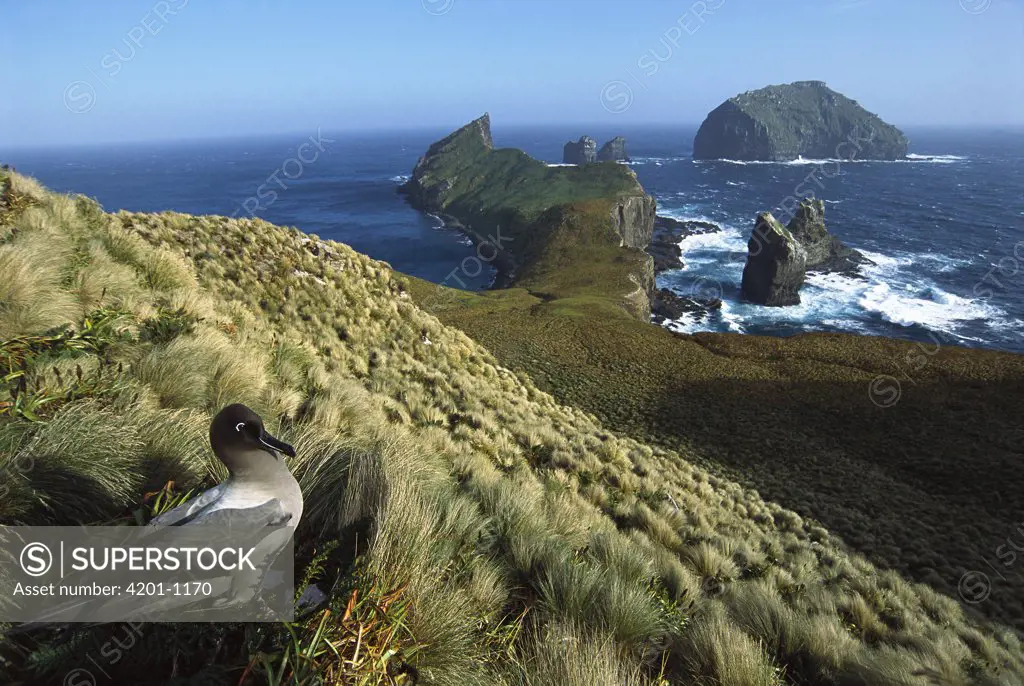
[858,282,1001,332]
[630,156,689,166]
[656,231,1011,343]
[701,155,968,166]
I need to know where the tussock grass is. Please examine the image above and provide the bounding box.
[1,171,1022,684]
[0,239,79,339]
[516,621,651,686]
[672,604,783,685]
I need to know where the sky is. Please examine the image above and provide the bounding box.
[2,0,1022,147]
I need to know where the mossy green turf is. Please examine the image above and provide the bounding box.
[409,275,1024,632]
[4,170,1024,684]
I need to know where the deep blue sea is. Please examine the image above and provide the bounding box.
[7,126,1024,353]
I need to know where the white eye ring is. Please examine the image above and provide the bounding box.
[235,422,246,432]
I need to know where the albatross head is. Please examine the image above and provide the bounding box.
[210,404,296,475]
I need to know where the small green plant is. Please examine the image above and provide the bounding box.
[139,306,201,344]
[0,307,132,420]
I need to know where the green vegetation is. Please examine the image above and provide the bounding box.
[412,277,1024,633]
[401,114,655,319]
[693,81,909,161]
[2,170,1023,684]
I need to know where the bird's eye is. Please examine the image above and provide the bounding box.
[235,422,246,433]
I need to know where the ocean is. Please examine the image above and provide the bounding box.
[7,126,1024,353]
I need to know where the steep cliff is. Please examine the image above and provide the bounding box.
[610,193,656,249]
[694,81,908,161]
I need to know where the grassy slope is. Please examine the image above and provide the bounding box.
[2,172,1023,684]
[410,275,1024,632]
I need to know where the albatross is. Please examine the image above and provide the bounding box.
[9,405,303,628]
[149,403,303,614]
[150,403,303,529]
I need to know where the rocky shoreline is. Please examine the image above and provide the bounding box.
[646,216,725,326]
[647,215,721,274]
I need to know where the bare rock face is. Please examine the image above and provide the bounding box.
[598,136,630,162]
[648,216,721,273]
[563,136,597,165]
[787,198,866,274]
[610,194,657,249]
[741,212,808,306]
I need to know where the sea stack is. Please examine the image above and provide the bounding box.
[741,212,808,306]
[563,136,598,165]
[598,136,630,162]
[694,81,908,161]
[787,198,866,273]
[741,198,866,306]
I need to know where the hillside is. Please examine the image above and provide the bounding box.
[693,81,909,161]
[400,114,658,321]
[2,170,1023,685]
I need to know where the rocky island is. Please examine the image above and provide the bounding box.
[741,198,866,305]
[401,114,657,319]
[563,135,597,165]
[598,136,630,162]
[563,135,631,164]
[693,81,909,161]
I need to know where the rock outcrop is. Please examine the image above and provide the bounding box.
[741,198,866,306]
[694,81,908,161]
[741,212,808,306]
[598,136,630,162]
[610,194,657,249]
[648,216,721,273]
[563,136,597,165]
[652,288,722,326]
[787,198,866,273]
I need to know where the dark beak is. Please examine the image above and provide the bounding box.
[258,429,296,458]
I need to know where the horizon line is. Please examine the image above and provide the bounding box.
[4,122,1024,152]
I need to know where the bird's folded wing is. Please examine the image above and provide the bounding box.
[148,484,227,526]
[171,498,293,528]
